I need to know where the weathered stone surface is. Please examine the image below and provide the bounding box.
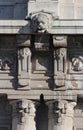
[0,0,83,130]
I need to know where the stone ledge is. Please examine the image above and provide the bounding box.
[0,20,83,34]
[0,89,77,100]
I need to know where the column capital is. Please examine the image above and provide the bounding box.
[11,100,36,130]
[53,100,76,123]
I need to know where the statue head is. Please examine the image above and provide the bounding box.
[31,13,49,32]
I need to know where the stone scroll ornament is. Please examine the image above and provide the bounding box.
[29,11,56,33]
[18,47,31,87]
[71,56,83,71]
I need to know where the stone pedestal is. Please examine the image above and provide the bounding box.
[11,100,36,130]
[48,100,76,130]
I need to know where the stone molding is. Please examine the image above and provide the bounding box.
[0,20,83,34]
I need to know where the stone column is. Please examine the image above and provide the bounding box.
[11,101,19,130]
[47,100,76,130]
[11,100,36,130]
[24,100,36,130]
[47,101,55,130]
[63,101,76,130]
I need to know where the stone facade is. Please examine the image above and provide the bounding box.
[0,0,83,130]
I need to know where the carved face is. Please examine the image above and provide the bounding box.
[72,56,83,71]
[32,14,49,32]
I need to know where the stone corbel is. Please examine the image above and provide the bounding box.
[53,36,67,47]
[53,36,67,88]
[54,48,67,87]
[18,47,31,89]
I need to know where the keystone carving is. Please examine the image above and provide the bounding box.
[71,56,83,71]
[29,11,55,32]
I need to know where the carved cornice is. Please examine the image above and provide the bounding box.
[0,20,83,34]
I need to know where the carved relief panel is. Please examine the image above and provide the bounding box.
[67,36,83,89]
[68,53,83,74]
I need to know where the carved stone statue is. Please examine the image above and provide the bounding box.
[71,56,83,71]
[30,11,54,32]
[18,47,31,87]
[31,13,49,32]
